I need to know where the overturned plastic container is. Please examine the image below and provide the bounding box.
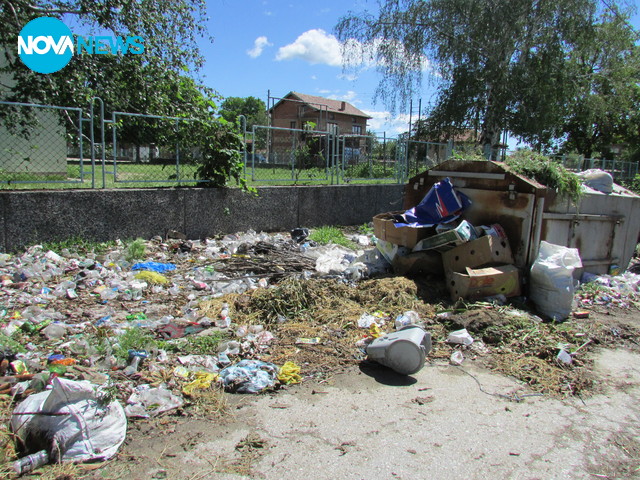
[365,325,432,375]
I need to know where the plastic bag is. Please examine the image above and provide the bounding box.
[577,169,613,194]
[277,362,302,385]
[529,241,582,320]
[11,377,127,463]
[219,360,278,393]
[131,262,176,273]
[395,177,471,227]
[125,384,184,418]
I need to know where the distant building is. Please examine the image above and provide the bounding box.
[267,91,371,166]
[269,91,371,134]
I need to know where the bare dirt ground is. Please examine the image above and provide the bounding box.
[75,308,640,480]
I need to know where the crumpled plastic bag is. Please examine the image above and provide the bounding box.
[395,177,471,227]
[11,377,127,463]
[124,384,184,418]
[277,362,302,385]
[577,169,613,194]
[446,328,474,346]
[134,271,169,284]
[219,360,278,393]
[182,372,219,396]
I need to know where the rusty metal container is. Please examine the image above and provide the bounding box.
[404,160,640,274]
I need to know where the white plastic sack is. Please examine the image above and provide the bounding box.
[529,241,582,320]
[11,377,127,463]
[577,169,613,194]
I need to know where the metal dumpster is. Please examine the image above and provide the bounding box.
[403,160,640,274]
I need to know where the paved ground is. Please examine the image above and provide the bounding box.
[96,347,640,480]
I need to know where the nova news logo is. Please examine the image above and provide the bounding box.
[18,17,145,74]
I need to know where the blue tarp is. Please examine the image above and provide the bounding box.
[131,262,177,273]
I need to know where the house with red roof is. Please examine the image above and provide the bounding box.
[269,91,371,135]
[266,92,372,167]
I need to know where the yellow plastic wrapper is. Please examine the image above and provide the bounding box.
[277,361,302,385]
[134,271,169,285]
[369,323,383,339]
[182,371,218,396]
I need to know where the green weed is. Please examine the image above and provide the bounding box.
[309,226,357,250]
[161,332,224,356]
[114,327,157,360]
[358,222,374,236]
[505,150,583,205]
[42,236,116,255]
[124,238,146,263]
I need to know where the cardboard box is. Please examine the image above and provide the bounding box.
[441,235,514,272]
[392,251,444,276]
[412,220,476,252]
[446,264,521,300]
[373,211,431,248]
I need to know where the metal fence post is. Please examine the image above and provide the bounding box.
[89,97,106,188]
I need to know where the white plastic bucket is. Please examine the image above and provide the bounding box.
[366,325,432,375]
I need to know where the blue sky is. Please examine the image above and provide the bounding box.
[200,0,417,136]
[199,0,639,139]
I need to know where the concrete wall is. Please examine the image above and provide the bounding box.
[0,184,404,251]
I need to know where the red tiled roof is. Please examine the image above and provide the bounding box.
[271,91,372,119]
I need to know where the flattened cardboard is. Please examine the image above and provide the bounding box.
[441,235,514,272]
[446,264,520,300]
[373,211,431,248]
[392,251,444,276]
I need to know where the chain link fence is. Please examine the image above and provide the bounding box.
[0,100,86,186]
[244,125,333,184]
[552,154,638,180]
[1,99,638,188]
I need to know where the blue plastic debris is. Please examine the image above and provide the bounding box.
[219,359,278,393]
[131,262,176,273]
[395,177,471,228]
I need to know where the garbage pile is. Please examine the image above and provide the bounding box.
[0,219,638,474]
[0,229,416,473]
[373,177,522,302]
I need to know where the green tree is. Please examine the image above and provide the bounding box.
[219,96,268,129]
[0,2,251,188]
[335,0,631,157]
[1,0,211,105]
[560,13,640,159]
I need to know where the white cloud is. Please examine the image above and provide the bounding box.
[364,110,410,135]
[276,29,342,66]
[310,75,317,80]
[328,90,358,103]
[247,36,272,58]
[337,72,359,81]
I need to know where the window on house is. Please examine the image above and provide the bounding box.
[290,121,296,129]
[352,125,362,135]
[327,123,339,134]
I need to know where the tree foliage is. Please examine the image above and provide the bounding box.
[560,13,640,158]
[335,0,637,157]
[219,96,268,130]
[1,0,210,105]
[0,2,254,188]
